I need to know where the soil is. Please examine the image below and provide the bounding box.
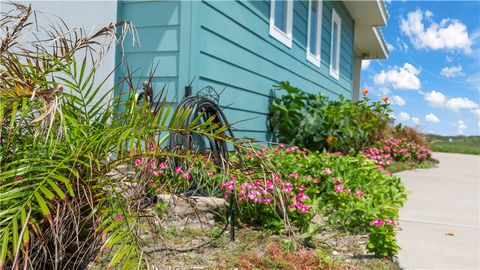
[90,195,400,269]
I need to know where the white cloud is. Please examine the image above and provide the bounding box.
[373,63,421,90]
[400,9,473,54]
[473,108,480,118]
[363,84,391,97]
[386,42,395,52]
[390,95,406,106]
[425,113,440,123]
[398,112,410,121]
[424,91,479,112]
[424,10,434,19]
[466,73,480,91]
[440,65,465,78]
[424,91,480,112]
[412,117,420,125]
[445,97,478,112]
[424,90,447,107]
[377,87,391,96]
[445,55,454,62]
[453,120,468,134]
[361,60,371,70]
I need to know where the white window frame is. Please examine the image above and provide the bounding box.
[269,0,294,48]
[306,0,322,67]
[329,9,341,80]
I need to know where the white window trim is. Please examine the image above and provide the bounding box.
[269,0,293,48]
[329,9,341,80]
[306,0,322,67]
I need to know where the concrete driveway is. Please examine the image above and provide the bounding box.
[396,152,480,270]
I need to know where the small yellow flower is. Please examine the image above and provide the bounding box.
[327,135,336,145]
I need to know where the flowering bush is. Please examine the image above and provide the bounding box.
[270,82,393,154]
[367,218,400,257]
[219,145,407,256]
[364,137,433,169]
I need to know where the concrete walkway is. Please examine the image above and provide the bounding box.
[396,152,480,270]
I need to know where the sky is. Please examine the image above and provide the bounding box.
[360,0,480,136]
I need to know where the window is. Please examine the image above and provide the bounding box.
[306,0,322,66]
[329,9,341,80]
[270,0,293,48]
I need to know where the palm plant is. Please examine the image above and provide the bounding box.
[0,4,281,269]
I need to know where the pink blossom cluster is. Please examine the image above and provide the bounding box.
[371,218,395,227]
[333,178,364,198]
[133,158,191,180]
[221,168,319,214]
[364,137,432,169]
[289,193,309,213]
[221,178,274,204]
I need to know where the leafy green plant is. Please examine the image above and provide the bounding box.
[270,82,393,154]
[270,81,315,143]
[367,219,401,257]
[222,145,407,257]
[0,5,272,269]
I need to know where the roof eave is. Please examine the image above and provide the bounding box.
[342,0,389,60]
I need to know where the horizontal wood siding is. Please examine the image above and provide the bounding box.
[116,1,181,102]
[193,0,354,142]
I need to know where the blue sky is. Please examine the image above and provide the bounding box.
[360,1,480,136]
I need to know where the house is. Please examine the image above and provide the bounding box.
[3,1,388,142]
[116,0,389,142]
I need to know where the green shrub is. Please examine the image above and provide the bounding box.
[270,82,393,154]
[222,145,408,257]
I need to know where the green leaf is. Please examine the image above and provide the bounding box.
[34,192,50,217]
[47,179,66,200]
[0,227,10,269]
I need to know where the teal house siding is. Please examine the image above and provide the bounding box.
[116,1,182,102]
[116,0,356,142]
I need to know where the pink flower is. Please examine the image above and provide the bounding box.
[207,169,215,176]
[115,215,123,221]
[147,161,157,169]
[152,170,164,176]
[279,143,285,148]
[299,205,309,213]
[332,178,343,184]
[298,185,306,192]
[281,181,293,193]
[272,173,282,181]
[335,185,344,193]
[221,180,236,191]
[297,193,308,201]
[263,197,273,203]
[266,180,274,190]
[174,167,183,173]
[148,141,155,150]
[324,168,332,175]
[355,189,363,198]
[386,219,395,226]
[134,158,143,167]
[288,173,299,179]
[181,172,191,180]
[372,219,383,227]
[14,176,23,182]
[159,162,168,169]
